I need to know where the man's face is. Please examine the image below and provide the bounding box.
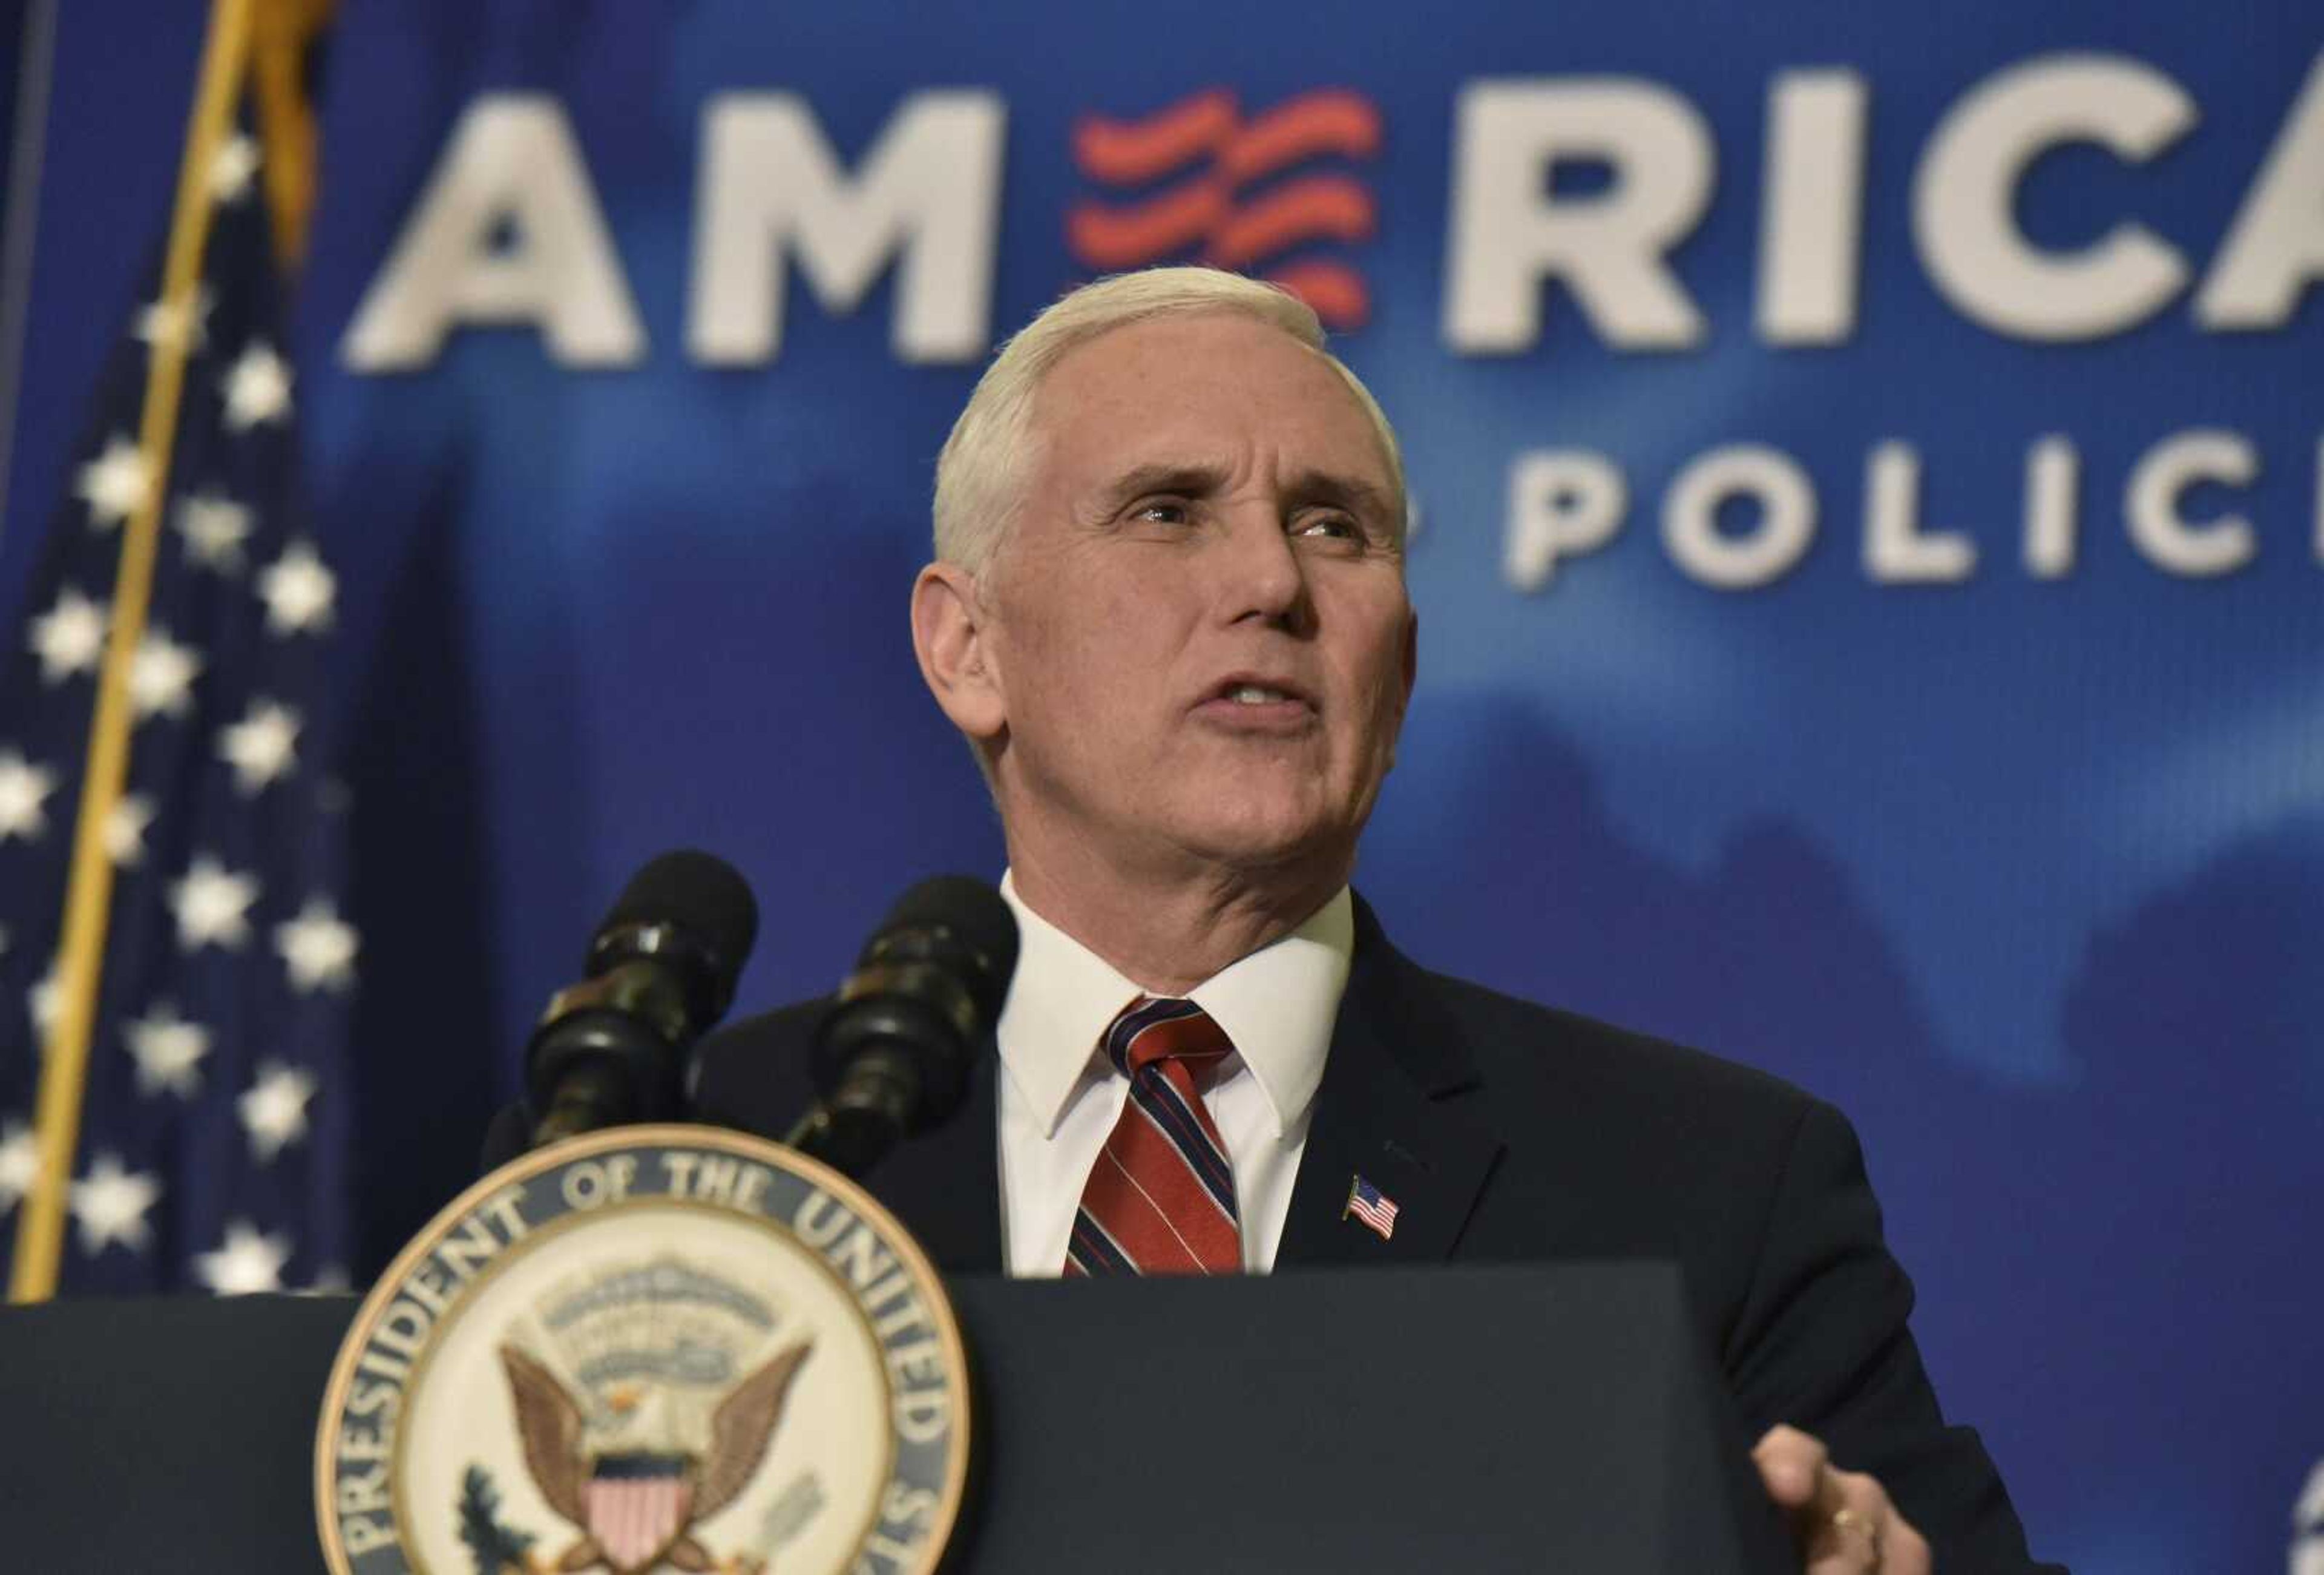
[975,312,1416,887]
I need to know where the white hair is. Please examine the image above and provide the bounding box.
[931,267,1407,573]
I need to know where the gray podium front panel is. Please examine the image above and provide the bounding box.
[953,1263,1791,1573]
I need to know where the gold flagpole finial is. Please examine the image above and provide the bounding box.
[251,0,333,265]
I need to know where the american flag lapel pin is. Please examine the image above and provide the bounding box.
[1343,1174,1399,1241]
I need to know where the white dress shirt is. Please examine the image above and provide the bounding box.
[994,875,1353,1277]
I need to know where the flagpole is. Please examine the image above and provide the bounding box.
[8,0,256,1303]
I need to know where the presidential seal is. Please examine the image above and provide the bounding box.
[316,1126,970,1575]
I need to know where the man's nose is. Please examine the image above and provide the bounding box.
[1213,508,1311,630]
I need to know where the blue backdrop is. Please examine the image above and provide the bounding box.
[6,3,2320,1569]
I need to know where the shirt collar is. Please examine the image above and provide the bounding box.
[995,873,1353,1142]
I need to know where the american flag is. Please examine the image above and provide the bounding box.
[1344,1172,1398,1241]
[0,105,355,1296]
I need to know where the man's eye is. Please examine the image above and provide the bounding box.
[1295,513,1360,541]
[1134,500,1190,525]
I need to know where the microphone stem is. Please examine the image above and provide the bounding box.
[784,1046,921,1178]
[531,1062,632,1149]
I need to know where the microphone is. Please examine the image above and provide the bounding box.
[784,876,1019,1179]
[527,850,759,1148]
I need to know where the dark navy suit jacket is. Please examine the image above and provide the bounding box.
[490,895,2061,1573]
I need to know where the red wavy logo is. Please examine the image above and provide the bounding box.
[1068,88,1382,329]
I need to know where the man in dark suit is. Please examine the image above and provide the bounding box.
[686,268,2054,1571]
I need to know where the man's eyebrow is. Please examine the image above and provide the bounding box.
[1093,462,1396,519]
[1096,461,1233,504]
[1282,469,1397,519]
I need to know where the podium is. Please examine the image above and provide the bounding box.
[0,1263,1791,1573]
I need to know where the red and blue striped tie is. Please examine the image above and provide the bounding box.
[1063,996,1244,1276]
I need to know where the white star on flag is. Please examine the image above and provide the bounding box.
[175,492,252,570]
[74,435,151,529]
[0,749,56,842]
[27,586,108,683]
[70,1152,163,1255]
[275,898,358,994]
[123,1002,213,1098]
[221,341,292,430]
[28,959,59,1039]
[194,1220,291,1295]
[169,855,259,952]
[0,1119,39,1212]
[208,132,260,203]
[238,1061,317,1162]
[105,793,155,866]
[133,287,214,355]
[128,625,203,721]
[217,697,301,794]
[256,542,335,634]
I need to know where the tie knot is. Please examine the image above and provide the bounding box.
[1103,996,1235,1081]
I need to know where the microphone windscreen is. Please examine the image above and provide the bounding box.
[595,849,760,987]
[870,875,1020,1025]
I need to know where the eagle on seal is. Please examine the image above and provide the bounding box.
[498,1340,813,1575]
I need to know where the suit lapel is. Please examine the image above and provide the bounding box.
[1276,896,1504,1267]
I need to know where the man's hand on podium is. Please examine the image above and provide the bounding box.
[1753,1425,1933,1574]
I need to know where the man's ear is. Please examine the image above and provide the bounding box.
[911,562,1007,741]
